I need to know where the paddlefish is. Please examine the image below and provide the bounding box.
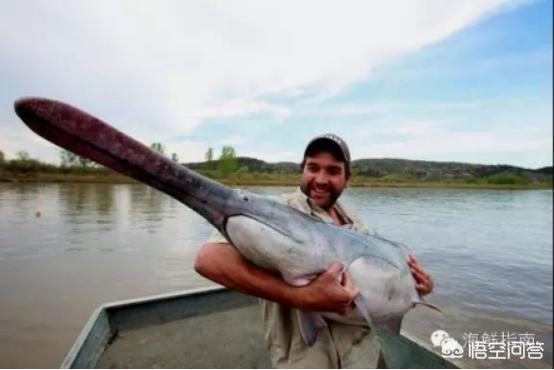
[14,97,435,344]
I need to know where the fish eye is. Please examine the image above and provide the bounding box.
[236,189,252,202]
[237,190,250,202]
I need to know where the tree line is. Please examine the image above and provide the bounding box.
[1,146,551,186]
[0,149,59,173]
[0,143,240,175]
[148,143,239,174]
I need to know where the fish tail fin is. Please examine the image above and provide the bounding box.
[413,296,442,313]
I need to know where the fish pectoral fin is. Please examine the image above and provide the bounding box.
[353,294,373,326]
[295,310,327,346]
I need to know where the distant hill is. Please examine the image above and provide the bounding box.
[186,157,298,173]
[185,157,552,184]
[350,159,551,182]
[536,166,553,175]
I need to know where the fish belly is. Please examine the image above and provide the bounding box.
[348,256,415,324]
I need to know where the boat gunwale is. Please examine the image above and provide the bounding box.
[60,286,225,368]
[60,285,459,369]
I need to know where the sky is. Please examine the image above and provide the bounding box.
[0,0,552,169]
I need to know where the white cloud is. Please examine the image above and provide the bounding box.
[214,135,248,147]
[2,0,510,110]
[349,120,553,166]
[164,140,208,164]
[1,0,517,163]
[0,122,60,161]
[244,150,298,163]
[188,98,291,121]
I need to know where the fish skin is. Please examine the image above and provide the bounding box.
[15,97,427,344]
[223,206,422,341]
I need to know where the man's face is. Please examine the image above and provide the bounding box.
[300,151,348,210]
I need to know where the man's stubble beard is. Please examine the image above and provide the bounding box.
[300,181,343,210]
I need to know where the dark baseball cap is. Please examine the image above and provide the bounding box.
[304,133,351,163]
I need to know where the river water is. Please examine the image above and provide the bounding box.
[0,183,552,367]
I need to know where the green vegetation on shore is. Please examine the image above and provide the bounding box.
[0,147,551,189]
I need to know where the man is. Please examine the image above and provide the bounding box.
[195,134,434,368]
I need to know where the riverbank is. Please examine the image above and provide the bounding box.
[0,171,551,189]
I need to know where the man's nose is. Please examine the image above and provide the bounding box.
[314,170,328,183]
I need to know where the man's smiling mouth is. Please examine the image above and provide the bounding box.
[311,185,331,195]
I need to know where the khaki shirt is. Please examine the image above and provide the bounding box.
[206,188,380,368]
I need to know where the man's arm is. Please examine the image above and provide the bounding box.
[195,242,359,315]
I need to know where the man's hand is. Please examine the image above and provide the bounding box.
[195,243,359,315]
[408,255,434,296]
[295,262,360,315]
